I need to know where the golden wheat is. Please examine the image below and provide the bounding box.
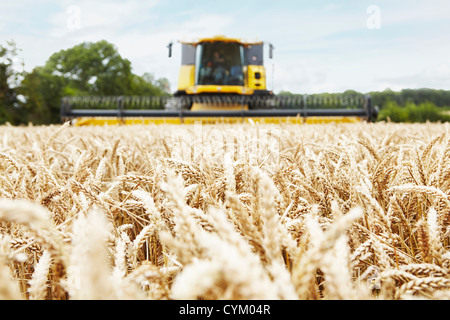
[0,121,449,300]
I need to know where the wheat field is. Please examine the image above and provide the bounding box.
[0,121,449,300]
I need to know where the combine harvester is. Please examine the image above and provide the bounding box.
[60,35,378,125]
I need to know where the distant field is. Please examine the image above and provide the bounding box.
[0,122,449,300]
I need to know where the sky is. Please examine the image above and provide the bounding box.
[1,0,450,94]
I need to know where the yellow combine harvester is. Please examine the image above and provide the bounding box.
[170,35,274,112]
[61,35,378,125]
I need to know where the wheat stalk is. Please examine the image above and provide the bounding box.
[28,250,52,300]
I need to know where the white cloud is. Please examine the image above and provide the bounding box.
[376,63,450,91]
[378,0,450,26]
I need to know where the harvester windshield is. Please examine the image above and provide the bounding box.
[196,41,245,86]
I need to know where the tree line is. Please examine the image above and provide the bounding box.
[0,40,170,125]
[1,39,449,125]
[278,88,450,123]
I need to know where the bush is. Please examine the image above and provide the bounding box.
[377,100,450,123]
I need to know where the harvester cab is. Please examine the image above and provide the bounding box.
[60,35,378,125]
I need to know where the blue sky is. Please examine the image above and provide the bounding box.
[1,0,450,93]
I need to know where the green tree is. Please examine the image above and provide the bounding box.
[277,90,295,96]
[19,66,63,124]
[46,40,133,95]
[130,72,170,95]
[0,40,24,124]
